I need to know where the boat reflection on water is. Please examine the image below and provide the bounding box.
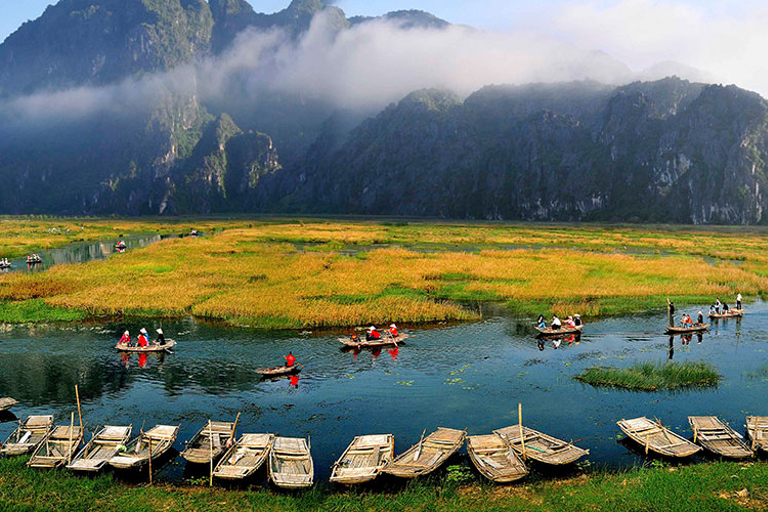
[667,333,704,360]
[538,333,580,351]
[120,352,166,370]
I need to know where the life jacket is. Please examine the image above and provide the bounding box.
[137,334,148,347]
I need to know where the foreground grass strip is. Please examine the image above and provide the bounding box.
[0,456,766,512]
[575,361,721,391]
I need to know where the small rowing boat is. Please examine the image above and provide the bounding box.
[665,324,710,335]
[28,425,84,468]
[0,415,54,456]
[384,427,465,478]
[214,433,274,480]
[115,340,176,353]
[67,425,132,472]
[535,326,583,336]
[688,416,751,458]
[709,310,744,319]
[339,334,411,349]
[256,364,302,376]
[494,425,588,465]
[617,417,701,457]
[467,433,528,483]
[0,262,11,269]
[269,436,314,489]
[746,416,768,453]
[109,424,180,470]
[181,421,235,464]
[330,434,394,485]
[0,397,18,412]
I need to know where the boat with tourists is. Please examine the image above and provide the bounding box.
[28,424,84,468]
[746,416,768,453]
[181,421,236,464]
[384,427,465,478]
[330,434,394,485]
[534,326,583,336]
[115,340,176,353]
[338,333,410,349]
[213,433,275,481]
[268,436,314,489]
[688,416,751,458]
[0,415,54,457]
[26,254,42,265]
[109,424,180,470]
[494,425,588,465]
[617,417,701,457]
[664,323,710,335]
[0,259,11,269]
[67,425,132,472]
[709,309,744,319]
[466,433,528,483]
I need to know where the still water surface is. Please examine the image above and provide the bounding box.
[1,302,767,482]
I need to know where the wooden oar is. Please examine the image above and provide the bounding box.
[413,429,427,462]
[228,413,241,449]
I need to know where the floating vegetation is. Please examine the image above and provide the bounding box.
[575,361,721,391]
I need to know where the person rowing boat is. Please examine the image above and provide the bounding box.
[366,326,382,341]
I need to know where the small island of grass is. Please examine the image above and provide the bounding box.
[574,361,721,391]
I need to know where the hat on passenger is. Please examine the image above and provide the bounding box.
[156,328,163,335]
[124,330,129,335]
[140,328,148,334]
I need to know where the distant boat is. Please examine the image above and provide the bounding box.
[339,334,410,349]
[115,340,176,353]
[665,323,710,335]
[709,310,744,319]
[256,364,302,377]
[535,326,582,336]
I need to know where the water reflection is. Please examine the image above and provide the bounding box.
[2,302,768,481]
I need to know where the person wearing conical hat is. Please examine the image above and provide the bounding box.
[119,330,130,346]
[366,325,382,341]
[388,323,399,338]
[156,328,166,346]
[573,314,582,327]
[137,328,149,348]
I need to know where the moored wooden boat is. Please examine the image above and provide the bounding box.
[269,436,314,489]
[109,424,180,470]
[256,364,302,376]
[665,324,710,335]
[709,310,744,319]
[617,417,701,457]
[688,416,751,458]
[67,425,132,472]
[115,340,176,353]
[0,415,54,456]
[181,421,235,464]
[535,326,583,336]
[0,397,18,411]
[466,433,528,483]
[383,427,465,478]
[28,425,84,468]
[746,416,768,453]
[213,433,274,481]
[330,434,394,485]
[494,425,588,465]
[339,334,411,349]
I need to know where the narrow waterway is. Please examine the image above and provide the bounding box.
[1,301,766,483]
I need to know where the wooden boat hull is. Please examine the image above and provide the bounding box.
[0,397,18,412]
[688,416,751,459]
[467,434,528,483]
[28,425,84,468]
[269,437,314,489]
[339,334,410,349]
[330,434,394,485]
[0,415,54,457]
[618,417,701,458]
[109,425,180,470]
[256,365,302,376]
[709,310,744,319]
[746,416,768,453]
[68,425,132,472]
[384,427,465,478]
[214,433,274,481]
[181,421,235,464]
[115,340,176,353]
[494,425,588,466]
[665,324,710,334]
[535,326,583,336]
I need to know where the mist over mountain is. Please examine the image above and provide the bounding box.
[0,0,765,223]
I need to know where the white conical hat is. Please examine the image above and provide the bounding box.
[140,328,148,334]
[156,328,163,335]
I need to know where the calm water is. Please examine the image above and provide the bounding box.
[1,302,767,483]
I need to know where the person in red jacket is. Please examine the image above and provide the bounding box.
[388,323,399,338]
[366,326,382,341]
[285,352,296,367]
[137,328,149,347]
[118,330,131,346]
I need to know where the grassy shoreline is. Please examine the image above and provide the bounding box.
[1,218,766,328]
[575,361,722,391]
[0,456,766,512]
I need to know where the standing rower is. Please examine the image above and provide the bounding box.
[285,352,296,367]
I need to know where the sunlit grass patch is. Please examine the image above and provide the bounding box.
[575,361,721,391]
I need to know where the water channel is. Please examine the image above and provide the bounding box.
[1,301,767,484]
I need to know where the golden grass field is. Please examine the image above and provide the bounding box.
[1,217,767,328]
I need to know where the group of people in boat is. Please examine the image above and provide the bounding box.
[710,294,742,315]
[349,323,400,343]
[26,254,42,264]
[0,258,11,268]
[117,328,167,347]
[537,314,582,330]
[678,312,704,328]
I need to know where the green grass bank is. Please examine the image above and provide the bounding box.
[0,457,766,512]
[575,361,722,391]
